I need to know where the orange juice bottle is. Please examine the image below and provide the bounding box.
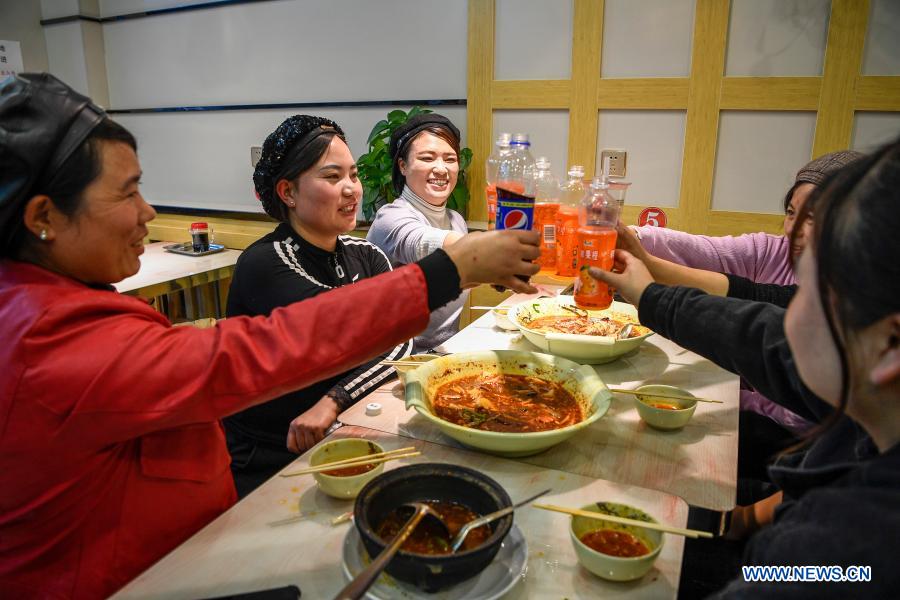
[574,170,620,310]
[533,157,560,271]
[485,133,510,230]
[556,165,585,277]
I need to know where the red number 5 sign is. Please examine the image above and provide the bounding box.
[638,207,667,228]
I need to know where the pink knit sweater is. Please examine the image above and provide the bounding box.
[635,226,796,285]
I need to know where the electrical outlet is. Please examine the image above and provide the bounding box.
[600,149,627,178]
[250,146,262,168]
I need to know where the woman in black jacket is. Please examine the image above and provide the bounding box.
[593,139,900,598]
[225,116,414,496]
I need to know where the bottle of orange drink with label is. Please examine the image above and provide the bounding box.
[555,165,585,277]
[533,157,560,271]
[573,163,620,310]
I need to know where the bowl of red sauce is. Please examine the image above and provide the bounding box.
[569,501,663,581]
[353,463,512,592]
[309,438,385,499]
[634,384,697,431]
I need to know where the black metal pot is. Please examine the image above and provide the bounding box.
[353,463,513,592]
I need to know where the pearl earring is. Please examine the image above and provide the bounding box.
[39,229,48,241]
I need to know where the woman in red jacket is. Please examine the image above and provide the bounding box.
[0,73,540,599]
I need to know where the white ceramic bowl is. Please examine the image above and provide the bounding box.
[570,502,663,581]
[404,350,611,457]
[309,438,385,499]
[509,297,653,364]
[633,385,697,431]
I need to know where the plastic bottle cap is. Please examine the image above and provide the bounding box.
[365,403,382,416]
[190,222,208,231]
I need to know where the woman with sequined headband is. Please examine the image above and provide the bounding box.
[225,115,417,496]
[366,113,469,352]
[0,76,540,598]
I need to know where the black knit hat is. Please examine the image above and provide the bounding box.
[0,73,106,249]
[253,114,345,218]
[389,113,460,195]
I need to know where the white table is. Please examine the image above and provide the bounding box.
[341,307,740,512]
[115,241,241,318]
[113,426,688,599]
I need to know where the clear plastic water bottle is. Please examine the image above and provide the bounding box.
[533,157,560,272]
[485,133,511,230]
[556,165,585,277]
[574,159,620,309]
[495,133,536,230]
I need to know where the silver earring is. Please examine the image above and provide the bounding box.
[39,229,48,241]
[289,201,295,207]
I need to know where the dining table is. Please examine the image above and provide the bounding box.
[342,292,741,513]
[115,241,242,319]
[112,425,689,599]
[113,290,740,599]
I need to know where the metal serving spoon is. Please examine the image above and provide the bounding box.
[449,488,551,553]
[616,323,634,340]
[334,502,448,600]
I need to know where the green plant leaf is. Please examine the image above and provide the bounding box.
[459,147,473,171]
[387,109,407,124]
[366,120,390,145]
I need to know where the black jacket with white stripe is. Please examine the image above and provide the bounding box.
[224,223,412,446]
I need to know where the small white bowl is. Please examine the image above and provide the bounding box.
[570,502,663,581]
[309,438,385,499]
[634,385,697,431]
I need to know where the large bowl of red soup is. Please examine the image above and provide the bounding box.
[353,463,513,592]
[569,501,663,581]
[404,350,611,457]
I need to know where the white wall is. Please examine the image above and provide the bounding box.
[0,0,50,72]
[117,105,467,212]
[88,0,467,212]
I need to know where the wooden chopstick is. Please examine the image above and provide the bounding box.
[609,387,723,404]
[471,305,512,312]
[533,503,713,539]
[279,447,418,478]
[381,359,437,367]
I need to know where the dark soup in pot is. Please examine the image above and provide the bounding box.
[375,500,491,554]
[580,529,650,557]
[432,374,583,432]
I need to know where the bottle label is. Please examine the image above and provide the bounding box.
[496,186,535,230]
[573,228,617,309]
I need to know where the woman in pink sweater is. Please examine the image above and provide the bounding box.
[635,150,864,286]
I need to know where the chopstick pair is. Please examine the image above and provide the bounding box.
[380,359,436,367]
[533,503,713,539]
[279,446,420,478]
[471,305,512,313]
[609,387,723,404]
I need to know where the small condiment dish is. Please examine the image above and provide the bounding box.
[634,384,697,431]
[308,438,385,499]
[569,502,663,581]
[393,354,438,385]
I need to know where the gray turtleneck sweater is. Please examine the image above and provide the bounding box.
[366,186,469,351]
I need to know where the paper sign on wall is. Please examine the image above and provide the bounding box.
[0,41,24,80]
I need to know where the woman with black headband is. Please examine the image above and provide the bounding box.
[0,74,540,598]
[366,113,469,351]
[224,115,415,496]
